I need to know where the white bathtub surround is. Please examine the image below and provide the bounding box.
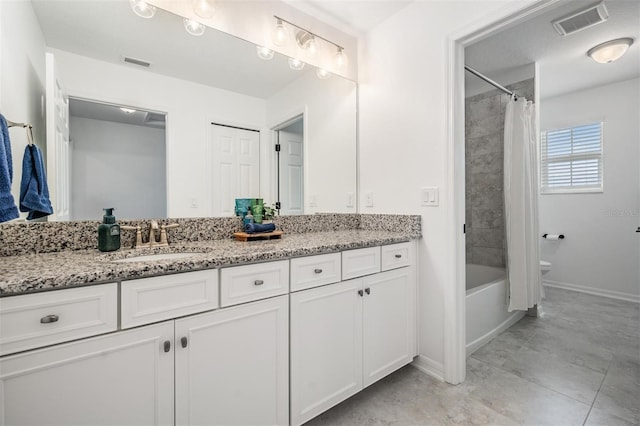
[465,264,525,355]
[503,97,543,312]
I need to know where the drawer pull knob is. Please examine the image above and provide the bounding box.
[358,289,364,297]
[365,288,371,295]
[254,279,264,286]
[181,337,188,348]
[314,268,323,274]
[163,340,171,353]
[395,254,402,258]
[40,314,59,324]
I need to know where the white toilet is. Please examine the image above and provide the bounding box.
[540,260,552,276]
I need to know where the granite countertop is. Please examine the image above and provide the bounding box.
[0,230,416,296]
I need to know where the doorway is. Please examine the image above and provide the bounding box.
[273,115,305,216]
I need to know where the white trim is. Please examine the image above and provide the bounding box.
[411,355,444,382]
[543,280,640,304]
[445,0,561,385]
[466,311,525,356]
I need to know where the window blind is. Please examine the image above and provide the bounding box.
[540,122,603,193]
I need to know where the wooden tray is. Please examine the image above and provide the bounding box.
[233,230,283,242]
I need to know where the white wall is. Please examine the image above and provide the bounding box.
[266,72,357,214]
[358,0,538,377]
[0,0,46,220]
[70,117,166,220]
[539,78,640,301]
[51,48,267,218]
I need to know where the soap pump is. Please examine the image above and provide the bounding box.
[98,208,121,252]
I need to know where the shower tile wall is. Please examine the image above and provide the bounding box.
[465,78,534,267]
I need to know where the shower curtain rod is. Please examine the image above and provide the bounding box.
[465,65,516,98]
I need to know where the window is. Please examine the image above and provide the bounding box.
[540,122,603,193]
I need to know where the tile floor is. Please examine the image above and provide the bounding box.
[307,287,640,425]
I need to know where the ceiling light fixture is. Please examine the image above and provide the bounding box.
[271,18,288,47]
[184,18,205,36]
[129,0,156,18]
[120,107,137,114]
[257,46,275,60]
[587,37,634,63]
[192,0,215,19]
[316,68,331,80]
[288,58,305,71]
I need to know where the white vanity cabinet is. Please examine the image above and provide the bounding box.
[290,244,416,426]
[0,321,175,426]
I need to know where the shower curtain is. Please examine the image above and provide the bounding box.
[504,96,543,312]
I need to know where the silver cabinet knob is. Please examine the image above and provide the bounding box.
[40,314,59,324]
[163,340,171,353]
[314,268,323,274]
[395,254,402,258]
[181,336,188,348]
[254,280,264,286]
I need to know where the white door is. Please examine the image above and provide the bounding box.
[0,322,174,426]
[210,124,260,216]
[279,130,303,215]
[362,267,415,388]
[290,280,363,426]
[45,52,70,221]
[175,295,289,426]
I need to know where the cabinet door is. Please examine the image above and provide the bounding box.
[0,322,174,426]
[362,267,415,388]
[175,295,289,426]
[290,279,363,426]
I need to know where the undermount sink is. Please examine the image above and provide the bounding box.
[112,252,205,263]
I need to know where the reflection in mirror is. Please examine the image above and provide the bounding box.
[29,0,357,220]
[68,99,167,220]
[275,116,304,216]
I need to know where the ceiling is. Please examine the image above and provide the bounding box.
[69,99,166,129]
[31,0,315,99]
[465,0,640,99]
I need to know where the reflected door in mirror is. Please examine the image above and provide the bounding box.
[279,128,304,215]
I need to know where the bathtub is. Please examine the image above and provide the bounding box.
[466,264,525,355]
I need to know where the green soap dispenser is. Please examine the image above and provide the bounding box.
[98,208,121,252]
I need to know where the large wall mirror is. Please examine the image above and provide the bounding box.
[31,0,357,220]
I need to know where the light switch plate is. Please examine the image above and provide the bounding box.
[347,193,354,208]
[421,187,439,207]
[365,192,374,207]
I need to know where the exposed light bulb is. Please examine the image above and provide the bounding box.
[120,107,136,114]
[192,0,215,19]
[305,37,318,59]
[272,19,288,47]
[256,45,274,60]
[184,18,205,36]
[288,58,305,71]
[335,47,348,69]
[587,37,634,63]
[129,0,156,18]
[316,68,331,80]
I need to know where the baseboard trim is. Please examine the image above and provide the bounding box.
[543,280,639,304]
[466,310,525,356]
[411,355,444,382]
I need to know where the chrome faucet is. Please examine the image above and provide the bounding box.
[121,221,180,249]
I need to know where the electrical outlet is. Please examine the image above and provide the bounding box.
[365,192,374,207]
[347,193,354,208]
[310,195,318,207]
[421,187,439,207]
[190,198,198,208]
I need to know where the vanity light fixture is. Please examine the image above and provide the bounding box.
[335,47,347,69]
[184,18,205,36]
[120,107,137,114]
[295,31,318,59]
[192,0,215,19]
[257,46,275,60]
[587,37,634,63]
[316,68,331,80]
[272,18,288,47]
[288,58,305,71]
[129,0,156,18]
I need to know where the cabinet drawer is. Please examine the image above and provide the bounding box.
[220,260,289,307]
[290,253,341,292]
[121,270,218,329]
[0,283,118,356]
[342,247,381,280]
[381,242,412,271]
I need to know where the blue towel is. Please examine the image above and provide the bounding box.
[0,114,19,223]
[245,222,276,234]
[20,143,53,220]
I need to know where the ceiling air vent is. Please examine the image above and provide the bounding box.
[551,2,609,36]
[123,56,151,68]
